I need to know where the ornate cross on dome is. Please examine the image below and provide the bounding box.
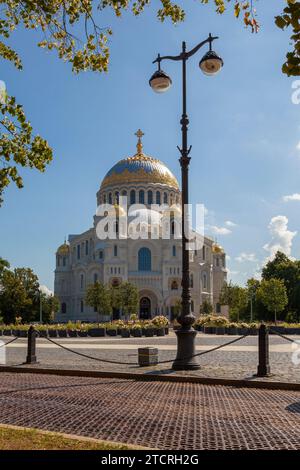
[135,129,144,154]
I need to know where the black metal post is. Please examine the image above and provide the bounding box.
[172,42,199,370]
[257,324,270,377]
[25,325,37,364]
[151,35,220,370]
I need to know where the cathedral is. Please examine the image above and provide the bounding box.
[54,131,227,322]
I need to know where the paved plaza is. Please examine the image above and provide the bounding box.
[2,331,300,383]
[0,372,299,450]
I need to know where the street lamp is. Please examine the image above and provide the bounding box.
[150,34,223,370]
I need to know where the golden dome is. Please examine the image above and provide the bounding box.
[100,130,179,191]
[56,242,70,255]
[212,243,224,254]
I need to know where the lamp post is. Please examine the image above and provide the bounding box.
[149,34,223,370]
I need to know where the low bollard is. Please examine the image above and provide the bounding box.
[25,326,38,364]
[138,347,158,367]
[257,324,270,377]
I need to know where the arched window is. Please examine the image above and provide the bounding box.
[130,190,136,205]
[202,245,206,260]
[103,194,107,203]
[138,247,151,271]
[148,190,153,205]
[85,240,89,256]
[171,280,178,290]
[108,193,112,204]
[115,191,119,204]
[139,190,145,204]
[202,272,207,290]
[163,192,168,204]
[93,273,98,283]
[156,191,161,204]
[61,302,67,314]
[114,245,118,257]
[172,245,176,257]
[171,220,175,236]
[80,300,84,313]
[80,273,84,289]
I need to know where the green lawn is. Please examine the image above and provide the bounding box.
[0,425,140,450]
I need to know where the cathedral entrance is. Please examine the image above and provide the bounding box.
[139,297,151,319]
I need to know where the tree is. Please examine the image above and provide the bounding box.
[200,300,213,315]
[219,281,248,321]
[262,251,300,319]
[41,294,60,323]
[257,278,288,324]
[85,281,112,320]
[119,282,139,319]
[0,269,31,323]
[0,257,10,278]
[246,278,260,321]
[1,2,298,204]
[0,96,52,205]
[110,284,122,313]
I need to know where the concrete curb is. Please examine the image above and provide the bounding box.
[0,365,300,391]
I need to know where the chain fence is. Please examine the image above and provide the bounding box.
[269,328,296,343]
[41,332,249,366]
[0,337,18,348]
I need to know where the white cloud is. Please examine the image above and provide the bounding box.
[283,193,300,202]
[235,252,257,263]
[226,268,239,279]
[263,215,297,261]
[39,285,53,297]
[225,220,237,227]
[209,225,232,236]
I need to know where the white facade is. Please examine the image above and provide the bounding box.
[54,133,227,321]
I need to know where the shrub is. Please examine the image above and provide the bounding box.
[207,316,229,327]
[151,316,169,328]
[130,314,138,321]
[112,320,125,329]
[195,315,213,326]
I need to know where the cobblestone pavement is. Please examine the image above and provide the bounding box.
[0,372,299,450]
[2,332,300,383]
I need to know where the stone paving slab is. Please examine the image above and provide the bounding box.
[2,334,300,384]
[0,372,299,450]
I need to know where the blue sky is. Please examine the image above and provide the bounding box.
[0,1,299,290]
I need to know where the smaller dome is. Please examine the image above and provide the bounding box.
[57,242,70,255]
[212,243,224,254]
